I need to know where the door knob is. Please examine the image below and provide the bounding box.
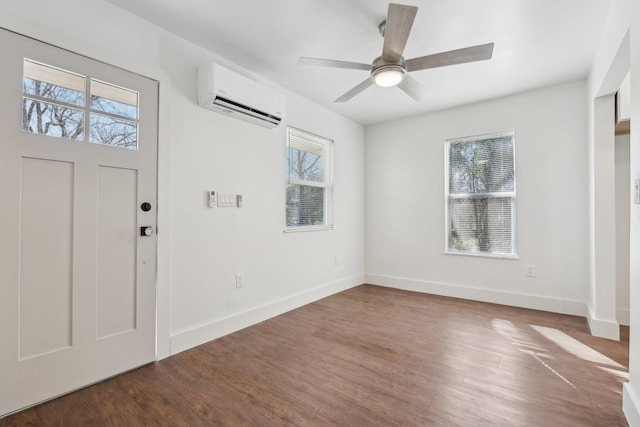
[140,226,153,236]
[141,202,152,212]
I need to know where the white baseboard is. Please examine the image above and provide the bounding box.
[169,274,364,355]
[624,383,640,427]
[365,273,588,317]
[618,307,630,326]
[587,305,620,340]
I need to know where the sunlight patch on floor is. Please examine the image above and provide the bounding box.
[529,325,624,369]
[597,366,629,381]
[491,319,547,353]
[492,318,576,389]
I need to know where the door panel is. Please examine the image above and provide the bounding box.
[0,28,158,416]
[97,166,138,338]
[19,158,74,359]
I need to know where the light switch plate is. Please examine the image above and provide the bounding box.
[217,193,237,207]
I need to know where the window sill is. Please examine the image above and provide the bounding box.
[284,225,334,233]
[444,250,519,260]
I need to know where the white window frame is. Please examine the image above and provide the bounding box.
[22,58,140,150]
[284,126,334,232]
[444,129,518,259]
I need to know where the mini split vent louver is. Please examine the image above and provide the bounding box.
[197,63,285,129]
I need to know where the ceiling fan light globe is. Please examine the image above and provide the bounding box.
[372,66,406,87]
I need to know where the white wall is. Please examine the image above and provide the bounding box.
[628,1,640,423]
[366,81,590,315]
[586,0,629,342]
[0,0,366,359]
[588,0,639,423]
[589,94,619,338]
[615,134,630,325]
[169,66,367,354]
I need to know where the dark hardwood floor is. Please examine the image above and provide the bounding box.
[1,285,630,426]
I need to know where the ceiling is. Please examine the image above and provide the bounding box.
[104,0,612,126]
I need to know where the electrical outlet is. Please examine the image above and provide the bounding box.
[235,272,244,288]
[526,265,536,278]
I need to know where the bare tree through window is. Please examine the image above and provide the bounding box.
[22,77,84,139]
[22,59,139,150]
[446,131,516,256]
[285,128,332,228]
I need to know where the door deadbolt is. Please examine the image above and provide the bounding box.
[140,226,153,236]
[141,202,152,212]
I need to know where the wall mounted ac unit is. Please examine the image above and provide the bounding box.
[197,63,285,129]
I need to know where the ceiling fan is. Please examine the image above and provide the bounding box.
[298,3,494,103]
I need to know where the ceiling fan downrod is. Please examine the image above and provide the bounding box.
[379,20,387,37]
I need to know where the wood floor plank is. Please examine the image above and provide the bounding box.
[0,285,630,426]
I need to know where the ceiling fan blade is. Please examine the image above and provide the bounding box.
[397,74,431,102]
[298,57,371,71]
[381,4,418,63]
[405,43,494,72]
[334,78,374,102]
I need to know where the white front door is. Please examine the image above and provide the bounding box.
[0,29,158,416]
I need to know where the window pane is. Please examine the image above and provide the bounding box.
[286,184,325,226]
[446,130,516,256]
[286,128,329,183]
[449,134,514,194]
[89,114,137,149]
[22,98,84,140]
[285,127,332,229]
[449,197,513,254]
[90,79,138,119]
[287,147,325,182]
[23,60,85,106]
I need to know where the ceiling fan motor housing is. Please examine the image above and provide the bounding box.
[371,56,407,87]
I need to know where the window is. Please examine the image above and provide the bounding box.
[285,127,333,230]
[445,130,516,257]
[22,59,139,149]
